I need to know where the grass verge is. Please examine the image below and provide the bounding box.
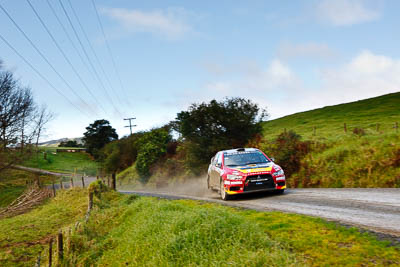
[64,192,400,266]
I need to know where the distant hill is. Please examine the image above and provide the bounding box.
[39,137,84,147]
[262,92,400,140]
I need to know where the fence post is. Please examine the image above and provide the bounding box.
[112,173,116,190]
[70,177,74,188]
[81,175,85,188]
[57,231,63,262]
[52,181,56,197]
[344,123,347,133]
[48,237,53,267]
[59,179,63,190]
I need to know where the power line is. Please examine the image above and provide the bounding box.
[124,117,136,135]
[66,0,124,107]
[26,0,107,116]
[90,0,131,104]
[57,0,123,118]
[0,3,97,117]
[0,33,91,119]
[46,0,95,82]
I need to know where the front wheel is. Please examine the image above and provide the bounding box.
[220,180,232,200]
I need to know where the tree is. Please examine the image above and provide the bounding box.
[173,97,267,170]
[58,140,81,148]
[0,59,50,172]
[135,127,172,181]
[32,105,54,147]
[0,70,35,149]
[83,119,118,158]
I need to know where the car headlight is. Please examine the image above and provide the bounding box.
[273,169,284,176]
[227,174,242,180]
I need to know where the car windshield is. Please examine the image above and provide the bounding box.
[224,151,270,166]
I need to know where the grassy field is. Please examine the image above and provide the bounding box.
[0,189,87,266]
[262,92,400,141]
[0,169,54,208]
[22,147,98,176]
[258,92,400,187]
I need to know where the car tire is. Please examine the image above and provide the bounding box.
[220,180,232,200]
[276,189,285,194]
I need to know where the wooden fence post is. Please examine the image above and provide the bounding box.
[70,177,74,188]
[344,123,347,133]
[59,179,63,190]
[57,231,63,262]
[81,175,85,188]
[52,181,56,197]
[112,173,116,190]
[48,237,53,267]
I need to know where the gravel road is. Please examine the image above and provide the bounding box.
[120,187,400,237]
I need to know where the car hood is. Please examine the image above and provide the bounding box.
[229,162,276,174]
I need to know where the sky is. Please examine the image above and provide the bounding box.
[0,0,399,141]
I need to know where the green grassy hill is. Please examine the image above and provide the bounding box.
[259,92,400,188]
[262,92,400,140]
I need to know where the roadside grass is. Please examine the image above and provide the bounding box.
[65,193,400,266]
[0,169,54,208]
[0,188,87,266]
[22,147,98,176]
[289,133,400,187]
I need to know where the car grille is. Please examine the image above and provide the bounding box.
[244,174,275,191]
[229,186,240,191]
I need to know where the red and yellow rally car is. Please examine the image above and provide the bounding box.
[207,148,286,200]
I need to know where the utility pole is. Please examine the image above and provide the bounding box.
[124,117,136,135]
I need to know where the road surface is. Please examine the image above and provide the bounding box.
[120,187,400,238]
[16,165,400,238]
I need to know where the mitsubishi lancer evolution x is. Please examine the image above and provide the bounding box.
[207,148,286,200]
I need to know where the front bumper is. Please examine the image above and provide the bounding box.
[224,174,286,195]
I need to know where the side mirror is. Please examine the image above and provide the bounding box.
[270,157,275,162]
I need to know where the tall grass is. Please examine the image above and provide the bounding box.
[65,193,400,266]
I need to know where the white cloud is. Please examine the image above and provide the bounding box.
[199,50,399,120]
[320,50,400,100]
[277,42,337,61]
[316,0,381,26]
[101,7,191,39]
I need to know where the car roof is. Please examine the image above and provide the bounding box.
[221,148,259,154]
